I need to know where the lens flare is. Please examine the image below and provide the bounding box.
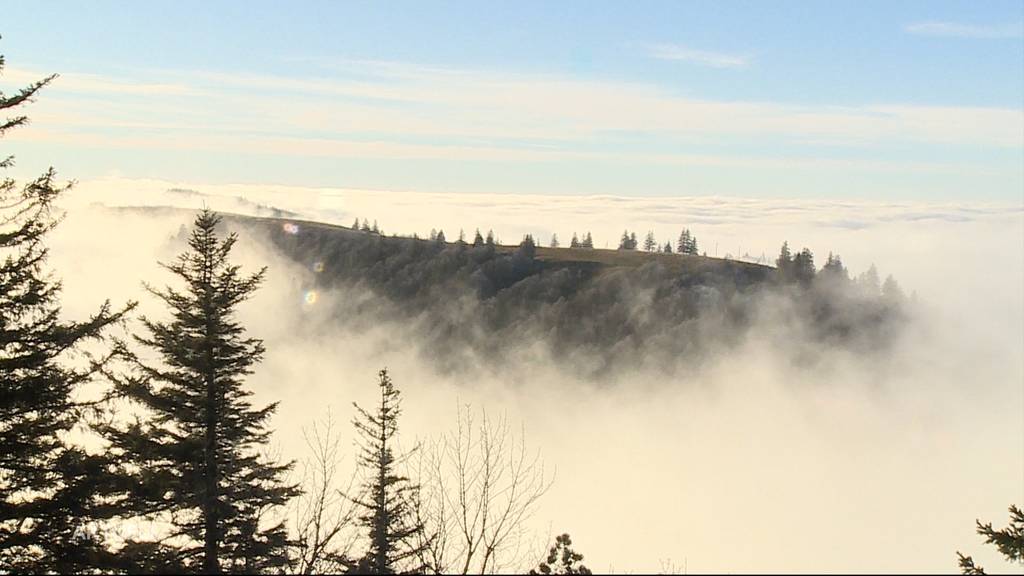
[303,290,318,305]
[312,261,325,273]
[283,222,300,235]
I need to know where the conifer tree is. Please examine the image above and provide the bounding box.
[106,210,297,573]
[352,218,360,230]
[677,229,690,254]
[473,229,484,247]
[518,234,537,260]
[529,533,591,575]
[629,232,637,250]
[569,233,579,249]
[485,229,495,246]
[792,247,816,285]
[957,505,1024,575]
[348,369,427,574]
[857,264,881,296]
[618,231,631,250]
[775,241,793,280]
[820,252,848,282]
[882,274,904,302]
[0,52,134,572]
[581,232,593,249]
[435,230,446,244]
[550,233,559,248]
[663,242,672,254]
[643,231,656,252]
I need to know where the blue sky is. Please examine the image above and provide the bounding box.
[2,0,1022,200]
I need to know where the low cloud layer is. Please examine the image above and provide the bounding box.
[47,182,1024,572]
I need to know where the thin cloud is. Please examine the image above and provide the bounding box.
[647,44,751,68]
[904,20,1024,39]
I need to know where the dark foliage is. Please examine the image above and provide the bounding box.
[103,210,298,573]
[529,533,590,575]
[243,217,905,380]
[957,505,1024,574]
[346,369,428,574]
[0,49,134,573]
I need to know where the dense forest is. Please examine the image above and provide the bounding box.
[227,213,911,379]
[2,51,1020,575]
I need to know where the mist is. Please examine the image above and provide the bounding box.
[48,181,1023,573]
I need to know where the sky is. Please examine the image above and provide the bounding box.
[1,1,1023,201]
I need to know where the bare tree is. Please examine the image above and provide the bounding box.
[411,405,554,574]
[289,411,360,574]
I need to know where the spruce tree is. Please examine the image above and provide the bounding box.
[581,232,593,249]
[643,231,656,252]
[518,234,537,260]
[348,369,427,574]
[0,52,134,572]
[792,247,816,285]
[485,230,495,246]
[569,233,579,249]
[677,229,690,254]
[106,209,297,573]
[550,233,559,248]
[775,241,793,281]
[957,505,1024,574]
[529,533,591,575]
[473,229,484,247]
[618,231,631,250]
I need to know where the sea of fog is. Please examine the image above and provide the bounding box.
[49,178,1023,573]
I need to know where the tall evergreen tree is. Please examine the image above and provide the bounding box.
[677,229,690,254]
[518,234,537,260]
[792,247,816,285]
[820,252,849,282]
[472,229,484,247]
[105,210,297,573]
[663,242,673,254]
[550,233,559,248]
[857,264,881,296]
[435,230,446,245]
[0,52,134,572]
[569,233,579,249]
[881,274,904,302]
[618,231,637,251]
[581,232,593,249]
[348,369,427,574]
[643,231,656,252]
[775,241,793,281]
[485,230,495,246]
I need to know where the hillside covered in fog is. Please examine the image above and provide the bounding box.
[173,210,916,379]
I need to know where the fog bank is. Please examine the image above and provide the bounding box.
[49,182,1023,573]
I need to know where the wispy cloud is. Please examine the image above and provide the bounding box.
[904,20,1023,39]
[647,44,751,68]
